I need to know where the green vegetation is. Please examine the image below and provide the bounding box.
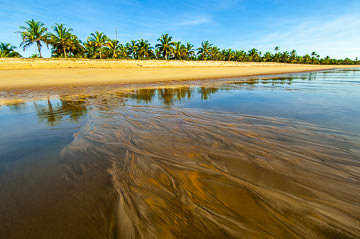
[0,43,21,57]
[0,19,359,65]
[17,19,50,58]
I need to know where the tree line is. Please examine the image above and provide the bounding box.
[0,19,359,65]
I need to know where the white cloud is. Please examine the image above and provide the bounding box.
[176,17,212,26]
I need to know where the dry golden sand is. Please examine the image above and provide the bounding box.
[0,58,359,90]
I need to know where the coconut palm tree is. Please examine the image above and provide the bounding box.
[210,46,221,60]
[221,49,234,61]
[280,51,290,63]
[137,39,153,59]
[173,41,185,60]
[155,34,175,60]
[126,40,138,59]
[67,35,84,57]
[0,43,21,57]
[248,48,261,62]
[289,49,297,63]
[184,43,195,59]
[50,24,73,57]
[17,19,49,57]
[87,31,108,59]
[197,41,213,60]
[234,50,247,62]
[118,44,128,59]
[83,40,96,58]
[106,39,121,58]
[311,51,320,64]
[262,52,273,62]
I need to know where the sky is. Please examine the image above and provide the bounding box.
[0,0,360,59]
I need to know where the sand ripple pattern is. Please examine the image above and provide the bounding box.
[61,100,360,239]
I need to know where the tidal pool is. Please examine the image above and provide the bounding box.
[0,69,359,238]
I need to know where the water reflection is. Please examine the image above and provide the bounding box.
[158,87,192,106]
[1,70,359,132]
[115,88,157,104]
[1,69,360,238]
[33,96,87,126]
[4,100,26,112]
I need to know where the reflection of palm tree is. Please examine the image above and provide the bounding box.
[34,97,61,126]
[59,98,87,121]
[199,87,218,100]
[157,87,193,106]
[158,88,175,106]
[175,87,192,100]
[132,89,156,103]
[34,96,87,126]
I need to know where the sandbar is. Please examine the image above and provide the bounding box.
[0,58,358,90]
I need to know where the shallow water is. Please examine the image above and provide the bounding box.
[0,69,360,238]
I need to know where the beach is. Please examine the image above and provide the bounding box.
[0,58,358,90]
[1,65,360,238]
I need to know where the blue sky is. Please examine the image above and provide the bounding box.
[1,0,360,59]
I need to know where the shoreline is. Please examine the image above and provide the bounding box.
[0,59,359,90]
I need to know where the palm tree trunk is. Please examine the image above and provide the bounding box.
[37,41,42,58]
[99,48,102,59]
[63,48,66,58]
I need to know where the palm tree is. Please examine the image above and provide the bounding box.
[17,19,49,57]
[106,39,120,58]
[280,51,290,63]
[67,34,84,57]
[0,43,21,57]
[173,41,185,60]
[263,52,273,62]
[118,44,128,59]
[221,49,232,61]
[234,50,247,62]
[87,31,108,58]
[289,49,297,63]
[197,41,213,60]
[50,23,73,57]
[274,46,280,53]
[126,40,138,59]
[137,39,153,59]
[248,48,261,62]
[184,43,195,59]
[210,46,221,60]
[155,34,175,60]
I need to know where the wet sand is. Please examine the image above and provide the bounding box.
[1,70,360,238]
[0,58,358,90]
[0,90,360,238]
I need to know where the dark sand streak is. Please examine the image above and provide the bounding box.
[1,73,360,238]
[55,98,360,239]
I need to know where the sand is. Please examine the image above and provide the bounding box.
[0,58,359,90]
